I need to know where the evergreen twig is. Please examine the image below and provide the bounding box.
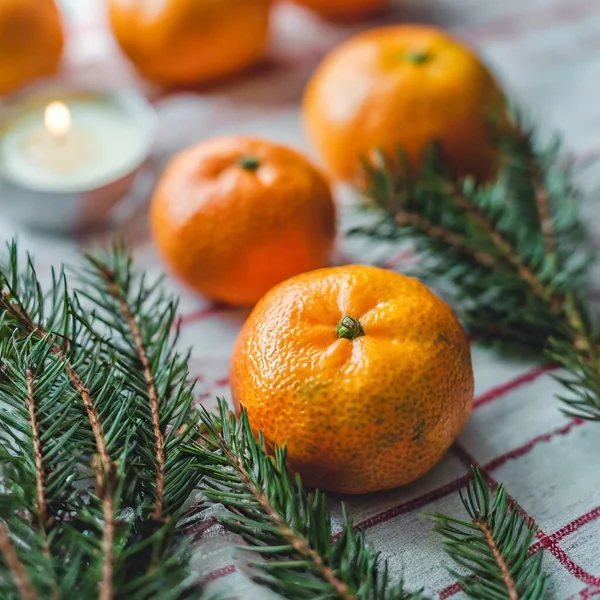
[187,399,429,600]
[89,255,167,520]
[72,243,203,516]
[24,369,47,542]
[0,242,202,599]
[354,110,600,420]
[0,522,37,600]
[430,468,548,600]
[0,261,117,600]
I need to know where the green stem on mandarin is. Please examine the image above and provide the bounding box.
[336,316,365,340]
[238,155,260,170]
[405,51,430,65]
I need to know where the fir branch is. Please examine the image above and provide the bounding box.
[530,159,555,257]
[355,111,600,421]
[430,468,548,600]
[89,255,166,521]
[22,367,60,600]
[548,336,600,420]
[25,369,47,534]
[503,111,557,257]
[477,520,516,600]
[443,180,552,304]
[0,241,202,599]
[396,210,497,269]
[72,243,202,516]
[0,291,112,466]
[0,522,37,600]
[0,337,86,598]
[1,255,118,600]
[187,399,428,600]
[99,476,115,600]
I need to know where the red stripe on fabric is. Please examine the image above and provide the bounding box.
[188,517,219,540]
[473,364,558,409]
[567,586,600,600]
[179,304,223,327]
[439,582,461,599]
[485,418,584,471]
[214,376,230,388]
[529,504,600,556]
[453,443,600,588]
[333,473,473,539]
[350,417,583,536]
[382,249,415,270]
[527,539,544,555]
[530,504,600,555]
[202,564,237,584]
[550,506,600,544]
[537,541,600,587]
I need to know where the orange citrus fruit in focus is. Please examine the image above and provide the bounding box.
[231,265,473,494]
[0,0,64,95]
[302,25,506,183]
[291,0,389,22]
[108,0,270,85]
[150,137,337,306]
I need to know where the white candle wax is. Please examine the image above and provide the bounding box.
[0,96,147,192]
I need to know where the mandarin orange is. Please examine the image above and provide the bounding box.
[302,25,506,183]
[0,0,64,95]
[230,265,473,494]
[150,137,336,306]
[108,0,270,85]
[291,0,389,22]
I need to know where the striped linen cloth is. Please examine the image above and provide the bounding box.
[2,0,600,597]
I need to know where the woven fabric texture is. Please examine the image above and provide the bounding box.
[2,1,600,597]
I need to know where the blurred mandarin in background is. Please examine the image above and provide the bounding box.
[290,0,390,22]
[303,25,507,183]
[150,136,337,306]
[0,0,64,95]
[108,0,271,86]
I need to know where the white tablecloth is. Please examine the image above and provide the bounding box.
[3,1,600,597]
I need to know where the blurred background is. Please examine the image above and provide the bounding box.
[2,0,600,249]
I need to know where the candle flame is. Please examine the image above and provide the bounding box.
[44,101,71,138]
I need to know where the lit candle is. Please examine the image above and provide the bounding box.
[21,101,92,175]
[0,91,149,193]
[0,86,156,232]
